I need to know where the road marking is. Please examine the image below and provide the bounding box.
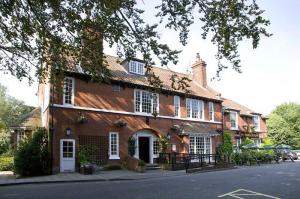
[218,188,281,199]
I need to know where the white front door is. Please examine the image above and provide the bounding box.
[60,139,75,172]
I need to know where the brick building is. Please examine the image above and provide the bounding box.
[39,54,225,173]
[222,98,268,147]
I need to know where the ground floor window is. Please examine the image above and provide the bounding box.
[153,139,159,155]
[189,136,211,154]
[109,132,119,159]
[17,131,26,145]
[253,138,261,146]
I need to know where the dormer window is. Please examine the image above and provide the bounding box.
[129,60,145,75]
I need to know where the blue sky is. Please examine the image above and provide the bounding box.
[0,0,299,115]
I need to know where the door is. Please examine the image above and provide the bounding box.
[138,137,150,163]
[60,139,75,172]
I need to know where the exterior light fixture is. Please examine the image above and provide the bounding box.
[66,128,72,136]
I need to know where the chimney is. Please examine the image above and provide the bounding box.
[192,53,207,87]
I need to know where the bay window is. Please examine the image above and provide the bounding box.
[189,136,211,154]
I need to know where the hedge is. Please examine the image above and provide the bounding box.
[0,155,14,171]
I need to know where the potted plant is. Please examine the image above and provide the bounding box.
[137,160,146,173]
[78,146,94,174]
[78,115,88,124]
[114,119,127,128]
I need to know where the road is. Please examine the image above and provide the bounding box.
[1,162,300,199]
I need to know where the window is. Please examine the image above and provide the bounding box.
[189,136,211,154]
[230,111,238,129]
[63,77,74,105]
[174,96,180,117]
[109,132,119,159]
[62,141,74,158]
[253,115,260,131]
[129,60,145,75]
[153,140,159,155]
[186,98,204,119]
[112,85,121,92]
[208,102,214,121]
[17,131,26,145]
[134,90,159,114]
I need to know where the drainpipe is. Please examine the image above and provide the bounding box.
[50,83,54,174]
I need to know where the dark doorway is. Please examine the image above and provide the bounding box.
[138,137,150,163]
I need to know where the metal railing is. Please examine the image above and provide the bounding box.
[158,153,231,171]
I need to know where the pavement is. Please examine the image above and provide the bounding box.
[0,169,186,186]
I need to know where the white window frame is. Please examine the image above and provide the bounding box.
[17,131,26,145]
[186,98,204,120]
[174,95,181,118]
[253,115,260,132]
[208,102,214,121]
[129,60,145,75]
[134,89,159,115]
[189,136,211,155]
[230,111,238,130]
[109,132,120,159]
[63,77,75,105]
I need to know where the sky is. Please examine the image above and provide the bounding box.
[0,0,299,115]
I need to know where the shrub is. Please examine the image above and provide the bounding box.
[78,145,96,166]
[14,128,51,176]
[138,159,146,167]
[0,155,14,171]
[217,132,233,158]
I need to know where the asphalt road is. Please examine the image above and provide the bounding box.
[1,162,300,199]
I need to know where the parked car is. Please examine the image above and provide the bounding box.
[292,150,300,159]
[276,149,298,160]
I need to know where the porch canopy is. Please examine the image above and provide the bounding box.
[172,122,219,136]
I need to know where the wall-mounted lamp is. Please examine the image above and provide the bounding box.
[167,132,171,140]
[66,128,72,136]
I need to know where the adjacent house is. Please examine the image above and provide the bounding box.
[222,98,268,147]
[10,108,41,149]
[39,54,224,173]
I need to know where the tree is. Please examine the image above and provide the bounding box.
[0,83,34,154]
[0,0,271,88]
[14,128,51,176]
[267,103,300,148]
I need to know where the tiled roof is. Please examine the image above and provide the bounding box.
[222,98,258,116]
[67,55,222,101]
[11,108,41,129]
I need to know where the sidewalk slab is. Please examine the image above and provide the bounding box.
[0,170,186,186]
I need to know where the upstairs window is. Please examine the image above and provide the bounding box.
[63,77,74,105]
[208,102,214,121]
[129,60,145,75]
[174,96,181,117]
[186,98,204,119]
[135,90,159,114]
[230,111,238,129]
[253,115,260,131]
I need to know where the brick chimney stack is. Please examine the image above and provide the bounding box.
[192,53,207,88]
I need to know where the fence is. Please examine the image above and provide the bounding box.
[158,153,231,171]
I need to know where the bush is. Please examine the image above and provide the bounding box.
[0,155,14,171]
[217,132,233,157]
[232,149,276,165]
[14,128,51,176]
